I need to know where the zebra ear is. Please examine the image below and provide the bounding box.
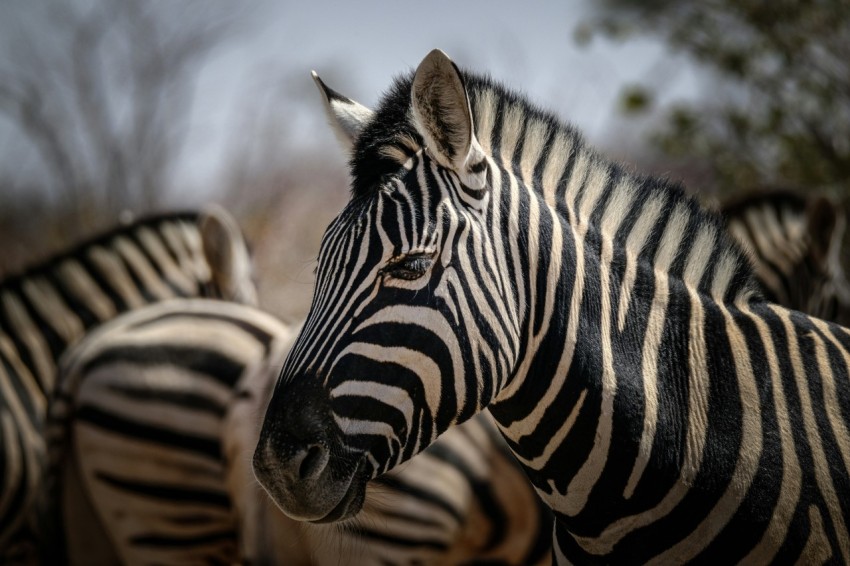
[199,205,258,306]
[807,196,840,266]
[411,49,487,191]
[312,71,374,152]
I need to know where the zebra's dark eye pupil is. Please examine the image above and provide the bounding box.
[382,254,433,281]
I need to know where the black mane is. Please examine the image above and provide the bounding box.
[350,72,419,198]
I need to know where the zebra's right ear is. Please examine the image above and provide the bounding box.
[312,71,374,152]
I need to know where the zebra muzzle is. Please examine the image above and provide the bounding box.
[252,375,371,522]
[252,433,368,523]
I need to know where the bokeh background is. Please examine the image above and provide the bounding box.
[2,0,848,322]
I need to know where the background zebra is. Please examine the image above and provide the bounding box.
[50,298,551,565]
[0,205,255,559]
[723,190,850,326]
[254,49,850,564]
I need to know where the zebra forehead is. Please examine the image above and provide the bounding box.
[348,71,500,198]
[350,72,422,198]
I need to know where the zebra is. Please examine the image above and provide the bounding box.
[51,298,552,565]
[723,189,850,326]
[0,205,256,558]
[252,49,850,564]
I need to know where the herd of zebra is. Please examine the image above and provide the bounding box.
[1,49,849,565]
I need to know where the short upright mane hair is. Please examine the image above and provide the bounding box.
[350,73,420,198]
[349,67,758,302]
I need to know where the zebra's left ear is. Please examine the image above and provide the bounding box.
[312,71,374,153]
[411,49,487,191]
[807,196,841,266]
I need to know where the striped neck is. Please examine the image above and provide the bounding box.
[466,78,757,305]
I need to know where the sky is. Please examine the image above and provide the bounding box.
[0,0,704,197]
[183,1,701,184]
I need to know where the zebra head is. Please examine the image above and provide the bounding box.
[254,50,520,522]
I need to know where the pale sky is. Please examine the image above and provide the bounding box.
[0,0,703,197]
[181,0,701,189]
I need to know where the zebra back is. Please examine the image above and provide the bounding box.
[0,205,256,555]
[724,190,850,325]
[51,298,552,565]
[1,206,256,392]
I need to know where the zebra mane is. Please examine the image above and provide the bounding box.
[351,68,759,302]
[0,211,202,286]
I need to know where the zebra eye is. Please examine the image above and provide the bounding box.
[380,253,433,281]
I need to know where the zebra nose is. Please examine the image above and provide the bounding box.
[264,407,335,483]
[254,430,333,488]
[256,375,338,483]
[289,442,330,481]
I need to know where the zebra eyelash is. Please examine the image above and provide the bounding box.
[379,252,434,281]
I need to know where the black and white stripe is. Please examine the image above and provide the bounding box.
[0,206,255,557]
[724,190,850,325]
[254,49,850,564]
[51,298,551,565]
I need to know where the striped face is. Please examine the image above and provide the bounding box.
[255,155,520,522]
[254,51,519,523]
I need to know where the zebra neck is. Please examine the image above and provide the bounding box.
[0,279,71,396]
[469,78,756,303]
[484,152,765,522]
[485,143,754,392]
[484,247,717,545]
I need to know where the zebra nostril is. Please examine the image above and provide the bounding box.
[298,443,328,481]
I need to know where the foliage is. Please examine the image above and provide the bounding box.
[581,0,850,199]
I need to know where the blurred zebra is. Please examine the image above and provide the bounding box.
[253,50,850,564]
[51,298,551,565]
[723,190,850,326]
[0,205,255,558]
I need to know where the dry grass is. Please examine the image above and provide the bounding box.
[231,162,350,324]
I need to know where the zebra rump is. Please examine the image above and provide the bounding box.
[50,298,552,565]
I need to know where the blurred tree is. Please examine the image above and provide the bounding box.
[578,0,850,200]
[0,1,234,248]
